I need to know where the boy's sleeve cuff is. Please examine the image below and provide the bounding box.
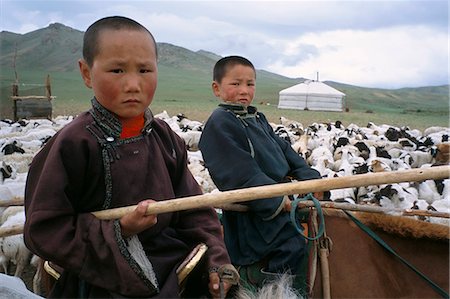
[262,195,290,221]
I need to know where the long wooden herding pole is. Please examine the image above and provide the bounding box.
[1,166,449,238]
[93,165,450,220]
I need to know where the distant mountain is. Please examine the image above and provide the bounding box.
[0,23,83,71]
[0,23,296,81]
[0,22,448,121]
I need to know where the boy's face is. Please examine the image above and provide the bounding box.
[79,29,158,119]
[212,65,256,107]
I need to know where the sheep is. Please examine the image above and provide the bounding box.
[370,159,391,173]
[333,148,357,175]
[1,112,449,243]
[0,122,22,137]
[0,161,16,183]
[307,145,334,167]
[154,110,171,120]
[1,141,25,155]
[366,146,392,172]
[0,208,31,277]
[279,116,303,131]
[176,130,202,151]
[333,144,362,163]
[330,187,356,204]
[13,128,57,144]
[429,198,450,226]
[385,183,417,210]
[416,180,441,206]
[423,126,450,136]
[397,138,417,151]
[387,147,405,159]
[311,156,336,178]
[187,151,217,193]
[426,131,449,145]
[389,157,411,171]
[366,122,392,136]
[1,153,35,173]
[160,115,182,132]
[407,149,434,168]
[291,134,310,159]
[177,113,203,131]
[273,125,294,143]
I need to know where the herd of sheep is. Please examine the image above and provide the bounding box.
[0,111,449,295]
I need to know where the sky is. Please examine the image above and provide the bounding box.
[0,0,449,89]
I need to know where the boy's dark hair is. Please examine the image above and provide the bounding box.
[213,56,255,83]
[83,16,157,67]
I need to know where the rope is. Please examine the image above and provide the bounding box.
[289,193,325,241]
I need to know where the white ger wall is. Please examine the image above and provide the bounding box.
[277,94,344,112]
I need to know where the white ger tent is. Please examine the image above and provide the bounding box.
[278,80,346,112]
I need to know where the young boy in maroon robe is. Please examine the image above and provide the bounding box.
[24,16,234,298]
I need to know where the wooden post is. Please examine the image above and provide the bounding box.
[12,80,19,121]
[12,42,19,121]
[45,74,51,100]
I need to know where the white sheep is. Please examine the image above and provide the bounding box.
[176,130,202,151]
[307,145,334,167]
[408,149,434,168]
[187,151,217,193]
[291,134,310,158]
[423,126,450,137]
[0,208,31,277]
[417,180,441,206]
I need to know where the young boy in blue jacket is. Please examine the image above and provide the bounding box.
[199,56,323,290]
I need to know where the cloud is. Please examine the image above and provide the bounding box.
[0,0,448,88]
[266,25,449,88]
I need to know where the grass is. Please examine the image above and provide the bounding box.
[1,68,448,132]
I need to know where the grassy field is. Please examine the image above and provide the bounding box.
[1,68,448,132]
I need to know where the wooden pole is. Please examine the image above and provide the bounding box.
[0,197,24,207]
[296,201,450,218]
[1,166,448,238]
[0,224,23,237]
[93,165,450,220]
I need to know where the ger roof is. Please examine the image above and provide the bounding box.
[279,80,345,96]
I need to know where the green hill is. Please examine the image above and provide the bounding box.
[0,23,448,130]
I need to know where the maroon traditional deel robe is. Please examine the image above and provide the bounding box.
[24,99,230,298]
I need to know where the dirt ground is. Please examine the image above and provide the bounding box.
[22,264,37,291]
